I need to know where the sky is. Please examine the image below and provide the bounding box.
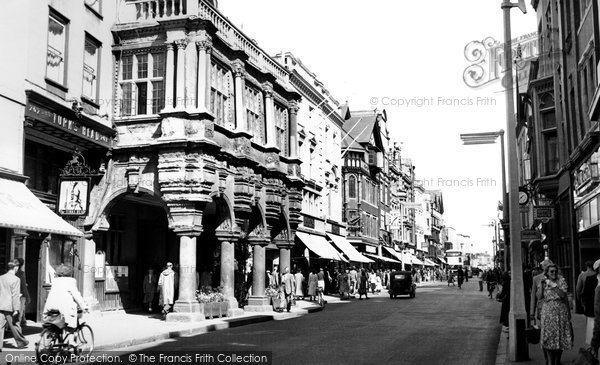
[218,0,538,254]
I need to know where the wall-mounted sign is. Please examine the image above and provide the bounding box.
[94,251,106,280]
[533,206,555,223]
[25,100,112,148]
[365,245,377,254]
[57,178,90,216]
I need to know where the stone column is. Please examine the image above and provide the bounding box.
[196,40,212,112]
[184,40,197,111]
[279,245,291,280]
[289,101,299,158]
[216,231,244,316]
[263,82,277,150]
[232,60,247,133]
[82,231,100,312]
[244,238,271,312]
[168,234,204,322]
[163,43,175,112]
[174,39,187,111]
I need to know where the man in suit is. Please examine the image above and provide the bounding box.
[0,260,28,350]
[282,267,295,313]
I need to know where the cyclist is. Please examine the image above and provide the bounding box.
[43,264,88,334]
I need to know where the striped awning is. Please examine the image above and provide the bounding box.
[383,246,403,262]
[296,232,348,262]
[364,253,401,264]
[328,234,374,263]
[0,177,83,237]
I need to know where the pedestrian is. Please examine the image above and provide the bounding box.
[368,270,377,294]
[349,267,358,296]
[531,259,553,327]
[282,267,295,312]
[317,268,325,295]
[464,268,469,282]
[337,270,350,300]
[294,268,304,300]
[272,265,280,286]
[375,274,383,293]
[457,267,465,289]
[537,263,572,365]
[448,271,455,286]
[15,258,30,327]
[158,262,177,318]
[487,269,497,298]
[142,267,157,312]
[0,260,28,349]
[307,269,318,301]
[43,263,87,334]
[274,283,286,312]
[498,271,510,331]
[358,269,369,300]
[576,260,597,346]
[478,269,484,292]
[323,269,331,295]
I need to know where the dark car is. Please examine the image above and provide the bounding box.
[389,271,416,299]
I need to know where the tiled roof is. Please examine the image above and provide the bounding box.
[341,112,377,149]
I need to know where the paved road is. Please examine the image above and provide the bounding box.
[121,280,502,365]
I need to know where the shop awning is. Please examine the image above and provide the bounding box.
[383,246,403,262]
[423,258,437,267]
[411,255,425,266]
[296,232,347,262]
[364,253,401,264]
[327,234,374,263]
[0,177,83,237]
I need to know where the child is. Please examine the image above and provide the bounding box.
[274,283,287,313]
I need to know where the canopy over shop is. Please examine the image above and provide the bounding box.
[328,234,373,263]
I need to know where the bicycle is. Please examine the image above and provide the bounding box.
[35,309,94,365]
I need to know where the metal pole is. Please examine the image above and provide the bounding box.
[500,130,509,271]
[502,0,528,361]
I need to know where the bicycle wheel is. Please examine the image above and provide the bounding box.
[35,329,59,365]
[76,324,94,355]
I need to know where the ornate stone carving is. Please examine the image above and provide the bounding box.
[233,137,251,156]
[289,101,299,115]
[196,39,213,52]
[265,152,279,168]
[262,82,273,98]
[233,170,253,214]
[174,39,188,50]
[204,121,215,138]
[232,60,246,78]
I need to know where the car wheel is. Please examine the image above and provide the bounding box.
[390,294,394,299]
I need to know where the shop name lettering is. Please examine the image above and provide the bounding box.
[26,105,110,144]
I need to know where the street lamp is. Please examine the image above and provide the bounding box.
[501,0,528,361]
[460,130,508,270]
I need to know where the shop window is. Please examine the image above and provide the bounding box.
[24,140,71,197]
[210,62,233,126]
[46,10,68,85]
[82,35,101,103]
[119,52,165,116]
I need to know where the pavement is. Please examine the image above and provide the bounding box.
[0,297,328,354]
[495,310,588,365]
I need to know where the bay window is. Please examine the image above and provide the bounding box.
[244,85,264,144]
[119,52,165,117]
[210,62,233,126]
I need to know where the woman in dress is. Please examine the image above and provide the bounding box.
[537,263,572,365]
[338,270,350,299]
[307,269,318,301]
[294,269,305,300]
[358,269,369,300]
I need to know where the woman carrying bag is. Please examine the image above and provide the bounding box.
[537,263,573,365]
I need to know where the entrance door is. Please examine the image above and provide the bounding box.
[25,238,41,321]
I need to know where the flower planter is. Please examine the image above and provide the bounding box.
[201,302,229,319]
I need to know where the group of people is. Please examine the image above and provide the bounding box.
[334,267,390,299]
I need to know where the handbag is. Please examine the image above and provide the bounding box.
[573,348,599,365]
[525,325,540,344]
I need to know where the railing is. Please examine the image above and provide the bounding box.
[197,1,289,85]
[128,0,187,20]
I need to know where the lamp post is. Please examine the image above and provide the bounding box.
[501,0,528,361]
[460,130,508,271]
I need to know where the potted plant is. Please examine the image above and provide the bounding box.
[196,286,228,319]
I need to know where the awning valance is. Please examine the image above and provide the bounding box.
[383,246,403,262]
[423,258,437,267]
[327,234,374,263]
[296,232,347,262]
[364,253,401,264]
[0,178,83,237]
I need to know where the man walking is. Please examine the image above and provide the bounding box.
[158,262,177,318]
[349,267,358,296]
[577,260,597,346]
[282,267,295,313]
[0,260,28,349]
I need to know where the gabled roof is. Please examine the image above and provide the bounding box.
[341,109,384,152]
